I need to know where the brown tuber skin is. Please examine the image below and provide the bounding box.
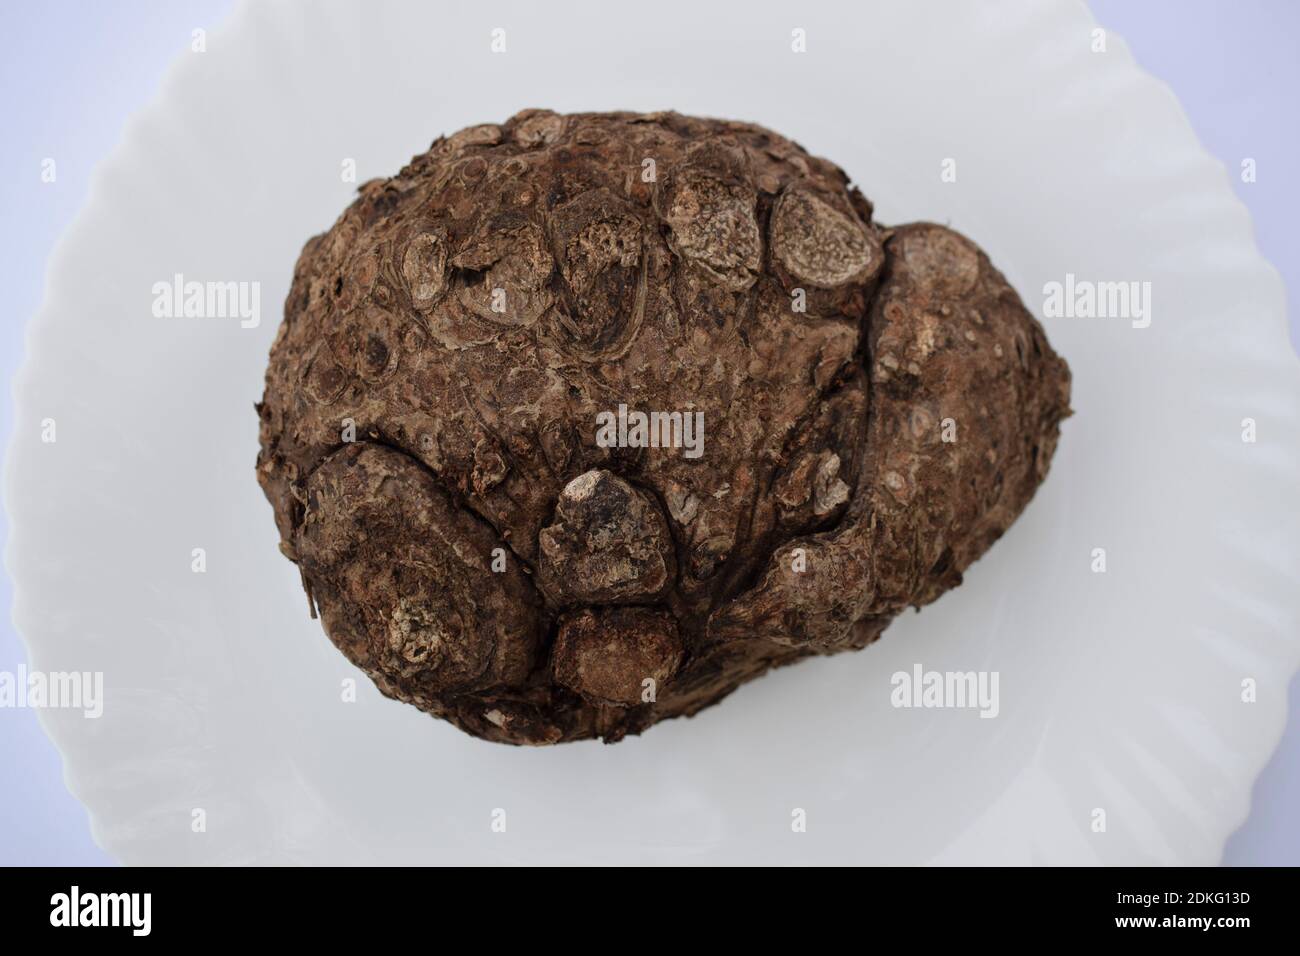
[256,110,1071,745]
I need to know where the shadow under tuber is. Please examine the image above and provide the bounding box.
[256,110,1072,744]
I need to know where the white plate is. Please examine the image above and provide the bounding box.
[7,0,1299,865]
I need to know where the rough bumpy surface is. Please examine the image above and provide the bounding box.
[256,110,1071,745]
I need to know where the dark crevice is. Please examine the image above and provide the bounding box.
[297,432,538,581]
[704,244,894,614]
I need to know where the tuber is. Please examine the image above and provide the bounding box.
[256,110,1071,744]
